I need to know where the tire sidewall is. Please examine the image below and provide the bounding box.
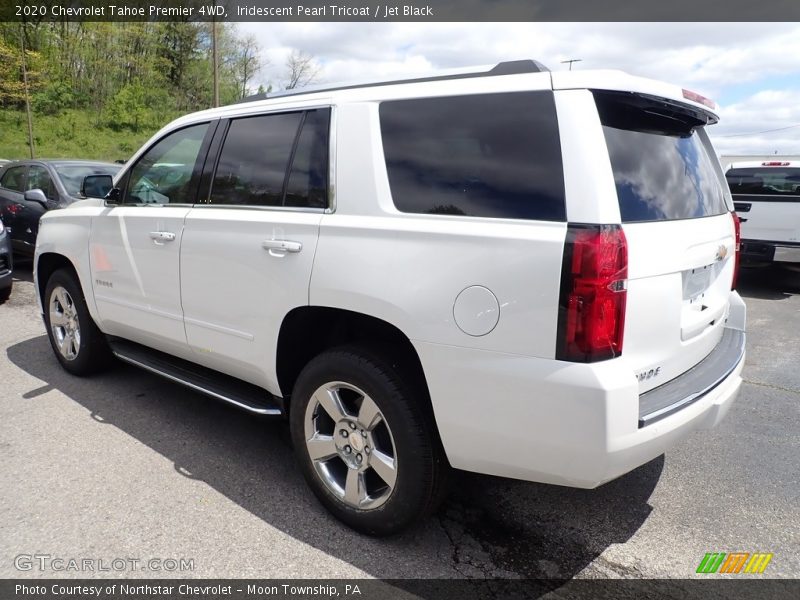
[290,348,437,535]
[43,270,100,374]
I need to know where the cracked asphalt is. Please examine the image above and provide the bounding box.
[1,261,798,582]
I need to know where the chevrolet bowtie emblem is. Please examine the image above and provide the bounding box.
[716,245,728,261]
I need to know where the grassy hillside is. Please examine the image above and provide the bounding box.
[0,109,174,162]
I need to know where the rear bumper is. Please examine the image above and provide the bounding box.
[416,293,746,488]
[741,239,800,264]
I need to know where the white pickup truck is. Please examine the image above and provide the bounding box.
[726,160,800,268]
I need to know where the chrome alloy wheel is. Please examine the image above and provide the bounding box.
[304,381,398,510]
[49,286,81,361]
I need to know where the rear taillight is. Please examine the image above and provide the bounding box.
[556,224,628,363]
[731,211,741,290]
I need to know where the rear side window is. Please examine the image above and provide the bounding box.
[379,92,566,221]
[210,108,330,208]
[1,166,26,192]
[726,168,800,196]
[596,91,727,222]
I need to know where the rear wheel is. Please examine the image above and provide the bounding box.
[43,268,112,375]
[0,283,10,304]
[290,346,448,535]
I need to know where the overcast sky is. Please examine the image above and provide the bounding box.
[237,22,800,156]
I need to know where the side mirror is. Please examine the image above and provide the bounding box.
[106,187,122,203]
[23,188,48,207]
[82,174,114,200]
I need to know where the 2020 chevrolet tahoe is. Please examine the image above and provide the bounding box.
[34,60,746,535]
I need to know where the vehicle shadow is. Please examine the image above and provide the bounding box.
[737,265,799,300]
[7,334,662,588]
[11,257,34,283]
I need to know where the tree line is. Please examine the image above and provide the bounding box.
[0,21,321,137]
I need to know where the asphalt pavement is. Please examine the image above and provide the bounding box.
[1,261,798,581]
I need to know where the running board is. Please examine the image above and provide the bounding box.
[108,339,283,416]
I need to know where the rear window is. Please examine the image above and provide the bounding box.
[379,92,565,221]
[726,167,800,196]
[595,91,727,223]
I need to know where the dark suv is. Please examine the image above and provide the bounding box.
[0,217,12,303]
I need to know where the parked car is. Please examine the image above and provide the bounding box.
[0,217,12,303]
[34,60,746,535]
[726,160,800,268]
[0,160,120,257]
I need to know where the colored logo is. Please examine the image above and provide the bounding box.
[696,552,773,574]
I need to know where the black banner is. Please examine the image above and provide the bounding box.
[1,0,799,22]
[3,579,800,600]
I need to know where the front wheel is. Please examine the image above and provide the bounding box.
[290,347,448,535]
[43,268,112,375]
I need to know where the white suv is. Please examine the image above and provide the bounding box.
[34,60,746,535]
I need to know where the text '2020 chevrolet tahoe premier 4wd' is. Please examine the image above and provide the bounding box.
[34,60,746,535]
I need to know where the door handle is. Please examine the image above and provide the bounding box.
[262,239,302,255]
[149,231,176,242]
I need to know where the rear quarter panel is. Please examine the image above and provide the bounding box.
[311,101,566,358]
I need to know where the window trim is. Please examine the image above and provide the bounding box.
[199,105,334,213]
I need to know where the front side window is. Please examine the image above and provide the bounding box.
[379,92,566,221]
[124,123,209,205]
[1,166,26,192]
[27,166,56,199]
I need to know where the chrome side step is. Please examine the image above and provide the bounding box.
[109,338,283,416]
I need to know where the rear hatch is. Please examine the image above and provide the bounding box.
[726,163,800,245]
[594,91,737,393]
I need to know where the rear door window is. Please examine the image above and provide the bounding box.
[726,167,800,196]
[1,166,26,192]
[209,109,330,208]
[379,92,566,221]
[595,91,727,222]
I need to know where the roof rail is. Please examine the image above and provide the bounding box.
[240,59,549,104]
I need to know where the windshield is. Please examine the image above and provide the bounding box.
[55,164,120,197]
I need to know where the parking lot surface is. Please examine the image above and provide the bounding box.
[1,261,798,580]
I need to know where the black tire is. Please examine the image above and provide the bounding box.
[43,268,113,375]
[290,346,449,535]
[0,283,11,304]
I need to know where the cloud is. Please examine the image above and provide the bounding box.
[235,22,800,155]
[710,89,800,155]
